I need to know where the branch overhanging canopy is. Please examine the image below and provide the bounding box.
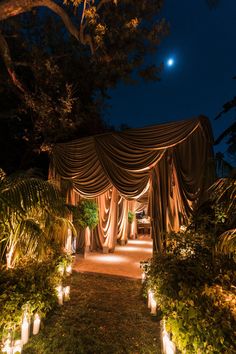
[50,116,215,252]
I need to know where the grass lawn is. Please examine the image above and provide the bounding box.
[23,272,161,354]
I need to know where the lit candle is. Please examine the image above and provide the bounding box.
[141,272,146,283]
[56,285,63,305]
[33,313,41,335]
[58,265,64,275]
[2,338,12,354]
[147,289,154,308]
[21,314,29,345]
[63,286,70,301]
[12,340,22,354]
[150,297,157,315]
[65,228,72,253]
[66,264,72,275]
[162,321,176,354]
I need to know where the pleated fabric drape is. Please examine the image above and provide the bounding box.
[49,116,215,252]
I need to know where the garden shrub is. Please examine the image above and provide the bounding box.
[143,231,236,353]
[0,253,71,342]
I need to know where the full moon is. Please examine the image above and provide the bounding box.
[167,58,174,67]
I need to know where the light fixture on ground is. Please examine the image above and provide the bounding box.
[150,296,157,315]
[162,320,176,354]
[56,285,64,305]
[141,272,146,283]
[63,286,70,301]
[147,289,154,309]
[33,314,41,335]
[21,314,29,345]
[66,264,72,275]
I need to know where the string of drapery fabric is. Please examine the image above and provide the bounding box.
[49,116,215,252]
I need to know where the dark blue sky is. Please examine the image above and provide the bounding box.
[105,0,236,157]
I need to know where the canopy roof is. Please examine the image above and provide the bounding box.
[50,116,214,252]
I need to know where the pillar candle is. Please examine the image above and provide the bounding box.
[12,340,22,354]
[21,315,29,345]
[33,314,41,335]
[147,289,153,308]
[63,286,70,301]
[150,297,157,315]
[66,265,72,275]
[56,285,63,305]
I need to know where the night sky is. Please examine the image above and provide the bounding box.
[105,0,236,158]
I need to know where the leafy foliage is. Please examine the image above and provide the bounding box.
[142,177,236,353]
[0,254,70,342]
[128,210,134,224]
[0,169,73,267]
[73,199,99,229]
[0,1,168,171]
[143,230,236,353]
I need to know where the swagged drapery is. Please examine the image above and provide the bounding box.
[49,116,215,252]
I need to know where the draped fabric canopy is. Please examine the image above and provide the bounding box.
[50,116,215,252]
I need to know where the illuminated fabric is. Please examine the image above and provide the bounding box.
[50,116,214,252]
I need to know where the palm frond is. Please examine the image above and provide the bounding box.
[216,229,236,256]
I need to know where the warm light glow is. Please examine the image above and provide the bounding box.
[33,314,41,335]
[128,240,152,246]
[66,264,72,275]
[162,321,176,354]
[148,289,154,309]
[58,265,64,275]
[2,338,11,354]
[141,272,146,283]
[56,285,63,305]
[90,255,129,264]
[116,246,152,253]
[150,297,157,315]
[21,315,29,345]
[63,286,70,301]
[12,340,22,354]
[180,225,187,232]
[65,228,72,253]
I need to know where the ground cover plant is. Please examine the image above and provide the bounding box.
[0,253,72,344]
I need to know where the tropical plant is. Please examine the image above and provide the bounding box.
[0,169,74,268]
[73,200,99,230]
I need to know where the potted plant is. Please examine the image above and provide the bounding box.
[74,200,99,254]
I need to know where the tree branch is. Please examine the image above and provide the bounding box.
[0,0,79,40]
[0,31,25,92]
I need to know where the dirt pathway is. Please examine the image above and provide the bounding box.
[24,272,162,354]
